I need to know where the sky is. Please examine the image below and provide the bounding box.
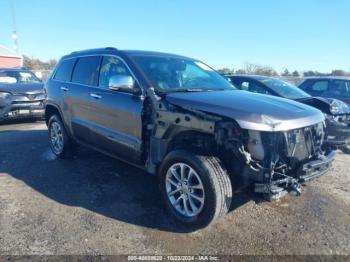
[0,0,349,72]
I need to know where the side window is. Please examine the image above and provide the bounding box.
[309,80,329,93]
[98,56,132,88]
[53,59,76,82]
[330,80,350,97]
[72,56,101,86]
[241,81,249,91]
[242,80,272,95]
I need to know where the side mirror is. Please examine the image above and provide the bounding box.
[108,75,136,92]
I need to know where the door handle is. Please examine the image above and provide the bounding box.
[90,93,102,99]
[60,86,69,92]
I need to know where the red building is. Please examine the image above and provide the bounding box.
[0,45,23,68]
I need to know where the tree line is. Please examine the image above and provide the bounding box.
[22,56,350,78]
[23,55,57,70]
[217,63,350,77]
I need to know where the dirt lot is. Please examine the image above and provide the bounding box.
[0,120,350,256]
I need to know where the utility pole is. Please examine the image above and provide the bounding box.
[11,0,19,53]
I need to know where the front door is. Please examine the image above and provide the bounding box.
[88,56,144,163]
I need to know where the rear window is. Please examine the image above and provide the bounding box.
[72,56,101,86]
[53,59,76,82]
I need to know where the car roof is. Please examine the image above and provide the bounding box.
[61,47,194,60]
[304,76,350,81]
[225,74,271,81]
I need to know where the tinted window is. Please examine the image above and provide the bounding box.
[238,80,272,95]
[72,56,101,86]
[310,80,329,92]
[261,78,310,99]
[330,80,350,97]
[99,56,131,88]
[53,59,76,82]
[132,56,235,92]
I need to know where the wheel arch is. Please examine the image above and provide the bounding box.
[45,103,72,138]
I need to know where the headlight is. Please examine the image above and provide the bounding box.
[329,99,350,115]
[330,104,339,115]
[0,92,10,99]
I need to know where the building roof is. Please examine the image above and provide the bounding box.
[0,45,22,58]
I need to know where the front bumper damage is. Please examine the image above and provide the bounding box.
[254,150,335,201]
[235,123,336,201]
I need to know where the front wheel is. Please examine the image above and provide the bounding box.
[159,150,232,229]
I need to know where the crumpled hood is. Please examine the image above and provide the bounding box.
[166,90,325,132]
[0,83,44,94]
[297,96,350,115]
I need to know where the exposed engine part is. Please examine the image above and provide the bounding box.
[247,130,265,161]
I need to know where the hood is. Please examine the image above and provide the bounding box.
[166,90,325,132]
[0,83,44,94]
[297,96,350,115]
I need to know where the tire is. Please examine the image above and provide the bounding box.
[48,114,72,158]
[158,150,232,229]
[341,144,350,154]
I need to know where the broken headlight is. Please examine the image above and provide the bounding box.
[329,99,350,115]
[247,130,265,160]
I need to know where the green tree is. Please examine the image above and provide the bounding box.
[292,70,300,77]
[331,70,347,76]
[235,69,246,74]
[23,55,57,70]
[282,69,290,76]
[216,68,235,75]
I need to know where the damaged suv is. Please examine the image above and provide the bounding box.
[45,48,335,228]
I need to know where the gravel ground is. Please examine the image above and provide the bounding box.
[0,120,349,256]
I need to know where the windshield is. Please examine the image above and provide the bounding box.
[132,55,235,92]
[0,70,41,84]
[261,78,310,99]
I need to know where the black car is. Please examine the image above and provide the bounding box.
[45,48,334,228]
[299,77,350,105]
[226,75,350,152]
[0,68,45,120]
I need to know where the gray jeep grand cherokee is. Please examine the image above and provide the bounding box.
[45,48,335,228]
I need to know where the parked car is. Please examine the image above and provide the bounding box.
[299,77,350,105]
[45,48,335,228]
[0,68,45,120]
[226,75,350,153]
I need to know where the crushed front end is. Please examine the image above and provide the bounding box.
[217,121,336,201]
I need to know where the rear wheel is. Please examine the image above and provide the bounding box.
[159,150,232,229]
[341,144,350,154]
[48,115,72,158]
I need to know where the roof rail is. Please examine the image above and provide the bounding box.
[70,47,118,55]
[105,47,118,50]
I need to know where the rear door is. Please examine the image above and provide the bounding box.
[303,79,330,97]
[329,79,350,104]
[68,56,102,142]
[88,55,144,163]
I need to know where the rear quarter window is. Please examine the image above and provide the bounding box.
[53,59,76,82]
